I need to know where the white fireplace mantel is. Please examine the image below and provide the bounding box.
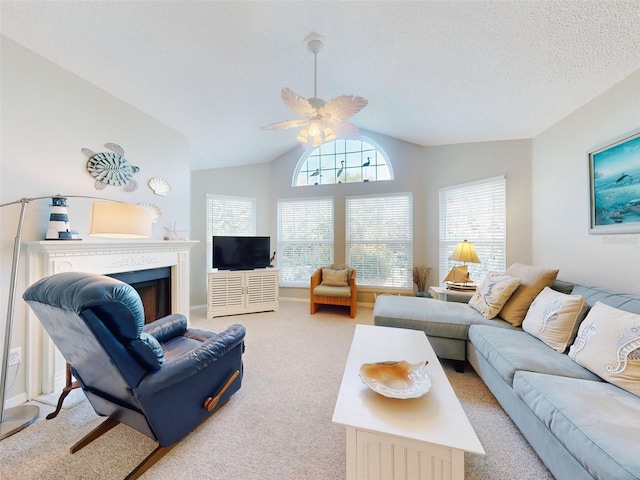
[24,240,198,398]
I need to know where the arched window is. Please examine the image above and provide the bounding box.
[293,138,393,186]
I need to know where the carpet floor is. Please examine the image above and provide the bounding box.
[0,301,553,479]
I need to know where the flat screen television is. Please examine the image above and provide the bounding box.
[212,235,271,270]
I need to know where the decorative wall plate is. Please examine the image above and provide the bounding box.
[139,202,162,223]
[149,177,171,196]
[359,360,431,399]
[83,143,139,191]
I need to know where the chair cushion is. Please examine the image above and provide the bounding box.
[322,268,349,286]
[313,285,351,298]
[522,286,588,352]
[499,263,559,326]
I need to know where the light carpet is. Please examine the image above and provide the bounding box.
[0,301,553,479]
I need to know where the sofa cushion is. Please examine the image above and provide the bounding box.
[522,286,588,353]
[569,302,640,397]
[572,285,640,313]
[499,263,559,327]
[321,268,349,287]
[514,371,640,480]
[373,296,516,341]
[468,325,601,386]
[468,272,521,319]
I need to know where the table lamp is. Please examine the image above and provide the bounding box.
[444,240,480,290]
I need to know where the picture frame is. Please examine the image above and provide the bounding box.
[589,129,640,234]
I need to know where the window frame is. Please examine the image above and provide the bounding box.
[345,192,414,291]
[292,137,393,186]
[277,196,334,287]
[438,175,506,285]
[206,194,256,272]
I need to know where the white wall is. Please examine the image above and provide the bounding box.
[532,69,640,293]
[190,163,272,305]
[190,131,534,305]
[0,36,190,403]
[423,139,534,280]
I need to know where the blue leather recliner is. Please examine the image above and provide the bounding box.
[23,272,246,479]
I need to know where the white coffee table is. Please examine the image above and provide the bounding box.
[332,324,484,480]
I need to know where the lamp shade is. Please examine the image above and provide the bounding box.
[448,240,480,264]
[89,202,152,238]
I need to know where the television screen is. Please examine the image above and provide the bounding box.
[212,236,271,270]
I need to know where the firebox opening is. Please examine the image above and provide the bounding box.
[107,267,171,323]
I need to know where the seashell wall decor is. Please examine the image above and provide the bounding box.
[149,177,171,196]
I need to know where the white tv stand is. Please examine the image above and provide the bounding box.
[207,268,279,318]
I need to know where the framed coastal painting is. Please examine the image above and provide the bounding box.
[589,129,640,234]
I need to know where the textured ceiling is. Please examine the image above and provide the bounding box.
[1,1,639,170]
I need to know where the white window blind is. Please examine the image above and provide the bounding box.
[346,193,413,289]
[206,194,256,270]
[277,197,334,286]
[438,176,506,285]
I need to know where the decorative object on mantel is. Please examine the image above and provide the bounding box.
[163,221,187,241]
[0,195,151,441]
[45,197,81,240]
[261,38,368,148]
[139,202,162,223]
[83,143,139,192]
[148,177,171,196]
[588,129,640,234]
[412,265,432,298]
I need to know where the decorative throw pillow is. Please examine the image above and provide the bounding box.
[322,268,349,287]
[468,272,521,319]
[522,287,588,352]
[498,263,559,327]
[569,302,640,397]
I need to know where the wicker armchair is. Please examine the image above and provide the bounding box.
[310,264,357,318]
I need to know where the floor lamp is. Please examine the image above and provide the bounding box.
[0,195,152,440]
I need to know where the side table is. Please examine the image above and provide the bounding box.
[428,286,475,303]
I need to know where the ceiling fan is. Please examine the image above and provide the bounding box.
[261,39,368,148]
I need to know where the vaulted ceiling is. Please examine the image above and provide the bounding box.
[1,1,639,170]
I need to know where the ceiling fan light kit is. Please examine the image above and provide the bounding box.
[261,39,367,148]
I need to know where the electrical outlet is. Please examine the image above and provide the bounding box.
[8,347,21,367]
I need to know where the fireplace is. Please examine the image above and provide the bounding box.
[25,240,197,398]
[108,267,172,323]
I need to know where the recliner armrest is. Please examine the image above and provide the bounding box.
[143,314,188,343]
[137,324,246,394]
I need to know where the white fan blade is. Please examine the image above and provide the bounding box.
[281,88,317,118]
[319,95,368,123]
[260,119,308,131]
[329,122,360,139]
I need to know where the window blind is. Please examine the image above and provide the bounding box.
[346,193,413,289]
[438,176,506,284]
[206,194,256,271]
[277,197,334,286]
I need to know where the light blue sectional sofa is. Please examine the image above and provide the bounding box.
[373,283,640,480]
